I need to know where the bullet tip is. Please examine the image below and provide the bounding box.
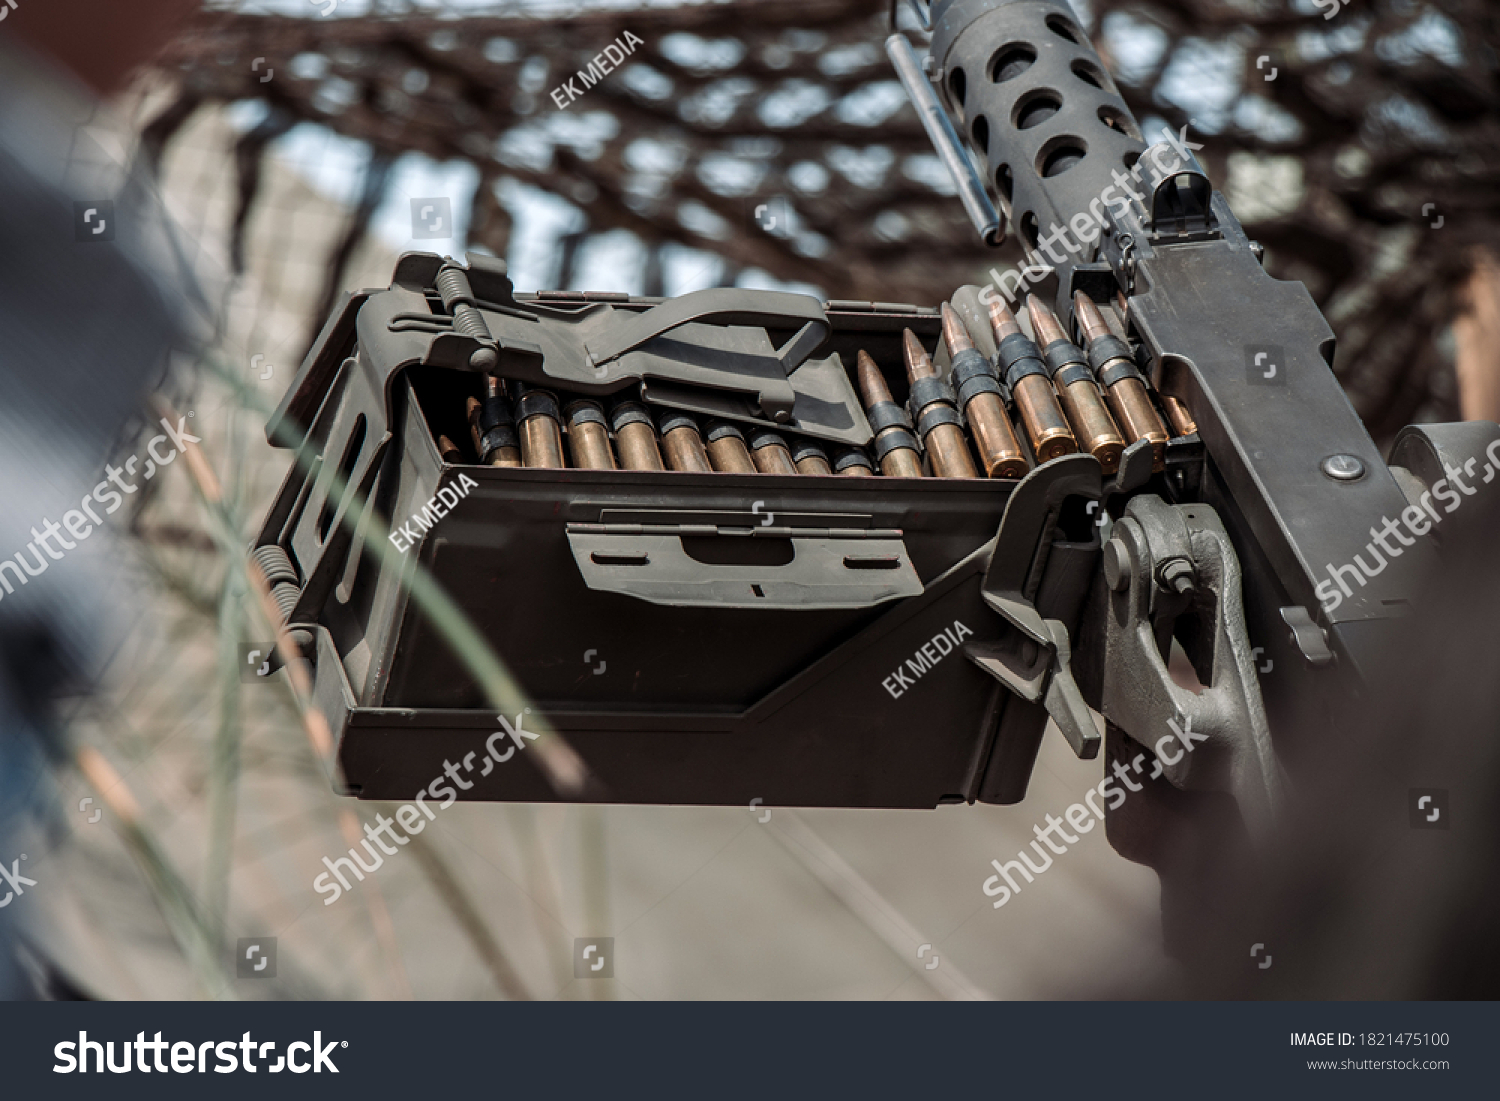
[1027,295,1067,346]
[855,349,892,406]
[902,328,933,380]
[940,303,974,354]
[1072,292,1110,343]
[986,294,1021,339]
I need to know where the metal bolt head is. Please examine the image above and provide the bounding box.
[469,346,499,371]
[1321,453,1365,482]
[1156,556,1196,595]
[1103,538,1131,591]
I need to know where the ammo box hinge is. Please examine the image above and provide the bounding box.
[568,522,902,540]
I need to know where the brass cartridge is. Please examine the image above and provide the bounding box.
[902,328,978,479]
[747,428,798,475]
[656,409,713,473]
[465,379,522,467]
[1160,395,1199,439]
[609,400,666,470]
[855,349,924,479]
[789,438,834,476]
[563,399,618,470]
[703,420,758,474]
[1073,292,1168,472]
[940,303,1028,479]
[832,445,875,476]
[513,384,565,469]
[986,297,1077,463]
[437,435,465,464]
[1027,295,1125,475]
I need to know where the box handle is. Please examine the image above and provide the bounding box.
[566,527,922,610]
[583,287,830,376]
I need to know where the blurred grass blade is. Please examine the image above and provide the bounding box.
[76,747,236,1000]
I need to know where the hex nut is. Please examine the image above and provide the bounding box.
[1156,556,1196,595]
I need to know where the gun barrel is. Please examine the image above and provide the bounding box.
[926,0,1147,293]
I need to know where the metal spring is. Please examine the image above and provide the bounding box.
[435,267,492,342]
[250,544,298,587]
[271,581,300,623]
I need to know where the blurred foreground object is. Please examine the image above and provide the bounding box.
[0,1,202,997]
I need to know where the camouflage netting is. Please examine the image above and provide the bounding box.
[1091,0,1499,438]
[145,0,1500,437]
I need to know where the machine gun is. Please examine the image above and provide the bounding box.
[250,0,1500,963]
[891,0,1500,946]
